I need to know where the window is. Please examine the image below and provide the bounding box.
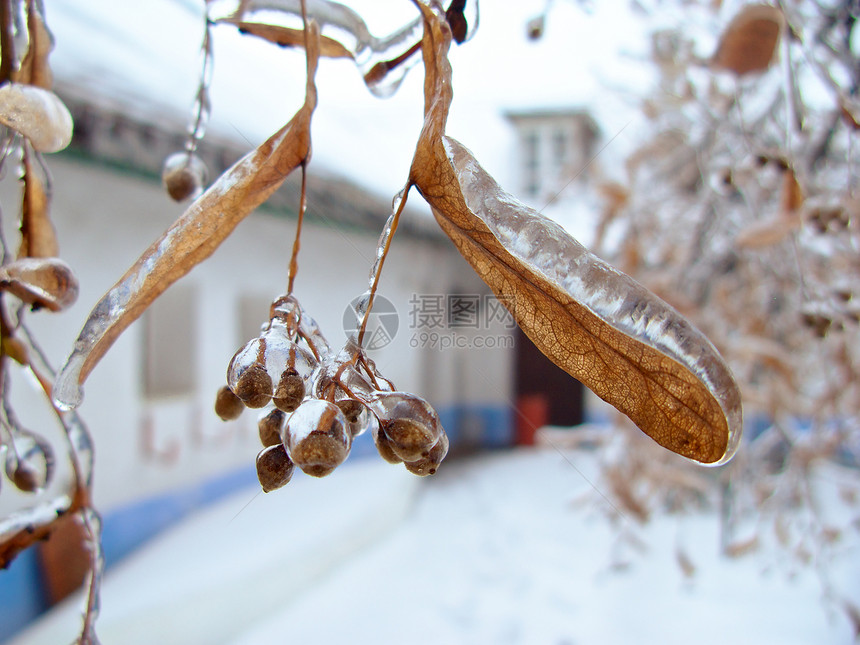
[553,128,568,168]
[141,284,197,398]
[523,130,540,197]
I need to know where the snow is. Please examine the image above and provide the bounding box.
[11,442,859,645]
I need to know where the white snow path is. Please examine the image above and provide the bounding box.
[10,447,860,645]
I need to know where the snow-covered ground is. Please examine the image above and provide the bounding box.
[11,444,860,645]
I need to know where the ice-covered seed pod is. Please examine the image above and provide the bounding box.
[227,337,273,408]
[161,151,208,202]
[405,431,449,477]
[372,422,403,465]
[0,257,79,312]
[366,391,443,462]
[273,344,316,413]
[255,444,294,493]
[231,362,273,409]
[0,84,73,153]
[274,371,304,412]
[336,398,376,438]
[4,433,54,493]
[284,399,351,478]
[258,408,286,447]
[214,385,245,420]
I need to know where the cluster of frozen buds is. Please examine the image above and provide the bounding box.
[214,295,448,492]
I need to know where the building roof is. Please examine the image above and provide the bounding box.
[57,86,444,242]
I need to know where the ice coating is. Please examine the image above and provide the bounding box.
[3,430,54,493]
[0,84,73,153]
[71,506,104,644]
[336,398,376,438]
[440,136,742,465]
[284,398,351,476]
[53,22,322,410]
[0,256,79,312]
[217,0,476,97]
[187,17,214,150]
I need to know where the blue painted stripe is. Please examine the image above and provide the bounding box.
[0,404,513,641]
[438,403,514,449]
[0,546,46,642]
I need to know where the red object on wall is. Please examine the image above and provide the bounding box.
[515,393,549,445]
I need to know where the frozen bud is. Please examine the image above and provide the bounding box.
[382,419,439,462]
[337,398,376,438]
[367,392,443,462]
[405,431,449,477]
[273,370,305,412]
[0,257,78,312]
[12,462,42,492]
[233,364,272,408]
[372,423,403,465]
[4,434,53,494]
[285,399,351,477]
[259,325,317,413]
[161,151,207,202]
[214,385,244,421]
[256,444,294,493]
[526,15,545,40]
[0,84,73,153]
[258,408,286,447]
[228,338,273,408]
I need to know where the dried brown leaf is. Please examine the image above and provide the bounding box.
[844,600,860,641]
[840,103,860,131]
[736,213,800,248]
[12,0,53,88]
[675,545,696,578]
[18,145,59,258]
[725,535,759,557]
[780,167,803,215]
[53,23,322,407]
[409,5,742,465]
[711,5,783,76]
[607,467,650,523]
[0,84,72,153]
[223,19,353,59]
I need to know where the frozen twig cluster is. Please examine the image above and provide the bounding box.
[533,0,860,622]
[0,1,102,642]
[0,0,756,642]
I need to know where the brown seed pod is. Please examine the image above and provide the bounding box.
[372,423,403,465]
[383,418,439,462]
[0,257,78,312]
[285,399,351,477]
[405,431,449,477]
[4,434,53,493]
[255,444,295,493]
[336,398,375,438]
[258,408,286,447]
[0,84,73,153]
[161,152,208,202]
[233,364,273,408]
[12,462,42,492]
[273,370,305,412]
[365,391,443,462]
[214,385,245,421]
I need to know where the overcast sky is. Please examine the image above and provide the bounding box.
[48,0,654,207]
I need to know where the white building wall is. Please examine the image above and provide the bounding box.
[1,152,514,515]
